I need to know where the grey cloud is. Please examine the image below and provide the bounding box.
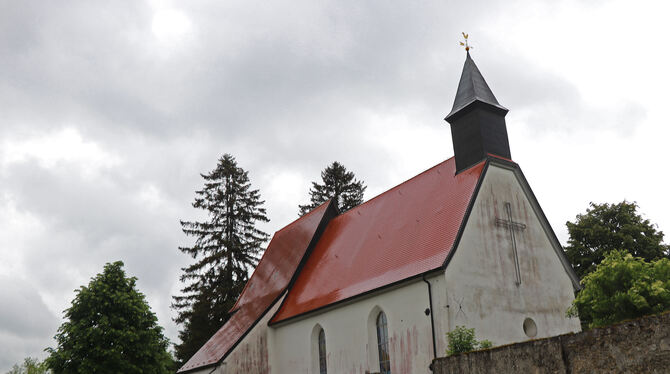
[0,155,188,354]
[1,158,185,281]
[0,333,52,372]
[0,277,57,338]
[483,52,646,135]
[1,0,499,142]
[0,276,58,370]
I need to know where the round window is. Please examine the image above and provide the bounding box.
[523,317,537,338]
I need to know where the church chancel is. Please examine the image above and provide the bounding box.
[178,45,581,374]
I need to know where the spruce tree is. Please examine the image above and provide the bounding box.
[172,154,269,364]
[299,161,366,216]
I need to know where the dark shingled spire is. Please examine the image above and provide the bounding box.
[446,51,508,120]
[446,52,512,173]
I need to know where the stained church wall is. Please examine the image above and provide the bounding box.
[441,162,581,347]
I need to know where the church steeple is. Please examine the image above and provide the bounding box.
[446,51,511,173]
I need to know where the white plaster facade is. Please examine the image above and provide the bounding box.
[441,162,581,348]
[271,278,438,374]
[194,162,581,374]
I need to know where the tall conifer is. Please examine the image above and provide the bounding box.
[172,154,269,364]
[299,161,366,216]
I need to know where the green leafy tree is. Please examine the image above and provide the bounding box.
[173,154,269,364]
[6,357,49,374]
[298,161,366,215]
[567,250,670,328]
[446,326,493,355]
[565,201,669,278]
[45,261,173,374]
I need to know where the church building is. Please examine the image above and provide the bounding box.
[178,51,582,374]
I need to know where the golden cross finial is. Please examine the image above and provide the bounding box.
[459,32,473,52]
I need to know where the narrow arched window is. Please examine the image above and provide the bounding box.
[376,311,391,374]
[318,328,327,374]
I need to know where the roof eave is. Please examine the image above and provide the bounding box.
[268,267,445,327]
[440,157,492,269]
[445,98,509,122]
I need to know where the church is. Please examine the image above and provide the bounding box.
[177,51,582,374]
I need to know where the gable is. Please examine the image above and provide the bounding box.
[178,201,335,373]
[271,157,485,324]
[440,160,581,343]
[442,158,579,288]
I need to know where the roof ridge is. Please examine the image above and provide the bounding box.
[231,201,331,310]
[273,199,332,235]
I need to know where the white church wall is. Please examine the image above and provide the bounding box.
[270,278,438,374]
[442,162,581,348]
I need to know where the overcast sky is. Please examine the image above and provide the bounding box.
[1,0,669,370]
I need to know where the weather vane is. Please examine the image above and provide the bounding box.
[460,32,472,52]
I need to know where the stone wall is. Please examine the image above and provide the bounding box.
[432,311,670,374]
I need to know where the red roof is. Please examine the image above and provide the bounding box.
[271,157,485,323]
[178,202,333,373]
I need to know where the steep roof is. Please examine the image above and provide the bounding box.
[271,156,485,323]
[178,201,334,373]
[446,52,508,120]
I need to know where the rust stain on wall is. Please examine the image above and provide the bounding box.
[389,325,421,374]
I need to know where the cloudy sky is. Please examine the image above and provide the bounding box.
[1,0,669,369]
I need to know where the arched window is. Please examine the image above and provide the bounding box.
[318,328,327,374]
[376,311,391,374]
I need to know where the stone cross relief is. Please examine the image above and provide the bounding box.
[495,202,527,286]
